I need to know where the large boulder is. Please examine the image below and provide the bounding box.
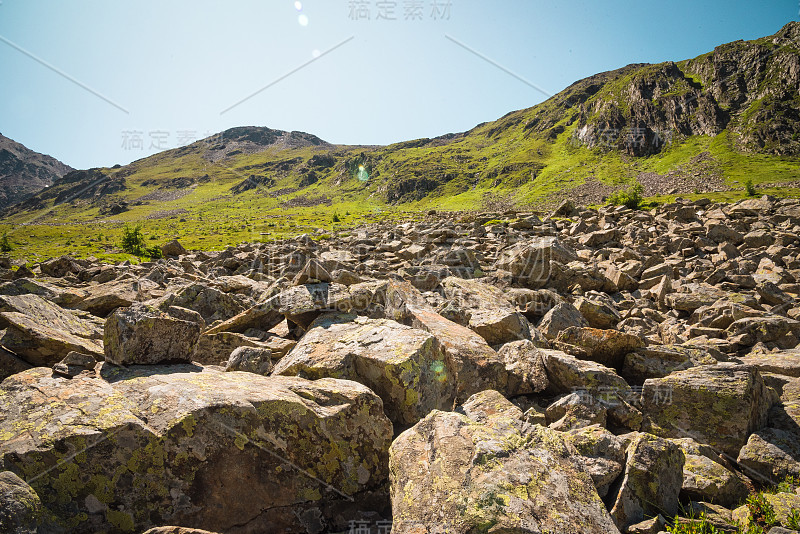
[192,331,268,366]
[561,425,626,498]
[539,348,630,394]
[385,281,508,402]
[0,365,392,534]
[537,302,588,340]
[441,277,530,345]
[388,405,620,533]
[77,279,160,317]
[497,340,549,395]
[494,236,577,288]
[555,326,644,369]
[205,283,356,335]
[104,303,202,365]
[641,364,773,457]
[0,294,103,367]
[168,283,250,324]
[672,438,749,508]
[272,313,456,425]
[609,433,685,530]
[742,349,800,377]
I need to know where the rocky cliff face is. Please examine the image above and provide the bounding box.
[572,21,800,155]
[0,134,73,212]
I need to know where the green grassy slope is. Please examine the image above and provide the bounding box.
[1,23,798,263]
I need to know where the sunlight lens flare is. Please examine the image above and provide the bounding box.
[357,165,369,182]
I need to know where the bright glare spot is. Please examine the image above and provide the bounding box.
[298,14,309,26]
[312,49,321,58]
[358,165,365,171]
[294,1,302,10]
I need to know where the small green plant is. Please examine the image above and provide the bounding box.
[0,233,13,253]
[744,178,757,197]
[667,511,725,533]
[745,493,776,530]
[332,213,341,223]
[607,183,644,210]
[774,475,800,494]
[788,509,800,530]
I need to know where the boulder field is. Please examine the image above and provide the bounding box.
[1,195,800,533]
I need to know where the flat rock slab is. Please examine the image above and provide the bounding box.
[0,365,392,534]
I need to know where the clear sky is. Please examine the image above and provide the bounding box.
[0,0,797,169]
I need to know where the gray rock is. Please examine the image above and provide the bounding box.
[104,303,202,365]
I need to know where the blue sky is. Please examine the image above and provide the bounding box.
[0,0,796,169]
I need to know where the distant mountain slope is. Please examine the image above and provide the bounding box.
[4,22,799,224]
[0,134,73,211]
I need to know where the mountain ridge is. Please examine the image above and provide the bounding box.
[0,133,74,212]
[1,22,798,260]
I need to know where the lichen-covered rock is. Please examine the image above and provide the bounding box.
[609,433,685,530]
[193,331,268,366]
[537,302,588,340]
[168,283,250,324]
[641,364,773,457]
[225,346,273,375]
[494,237,577,288]
[0,293,103,367]
[539,348,630,394]
[555,326,645,369]
[104,303,202,365]
[671,438,749,508]
[738,428,800,481]
[77,279,159,317]
[574,296,621,329]
[272,313,456,425]
[0,365,392,534]
[389,408,620,534]
[621,344,717,384]
[497,340,548,395]
[545,392,608,431]
[205,282,354,335]
[441,277,531,345]
[161,239,188,257]
[742,349,800,378]
[562,425,626,498]
[0,470,43,534]
[385,280,508,403]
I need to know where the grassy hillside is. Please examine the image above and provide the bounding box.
[1,23,798,263]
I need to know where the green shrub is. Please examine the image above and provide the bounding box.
[332,213,341,223]
[121,224,162,259]
[745,493,776,530]
[607,183,644,210]
[0,233,13,253]
[745,178,757,197]
[121,224,145,254]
